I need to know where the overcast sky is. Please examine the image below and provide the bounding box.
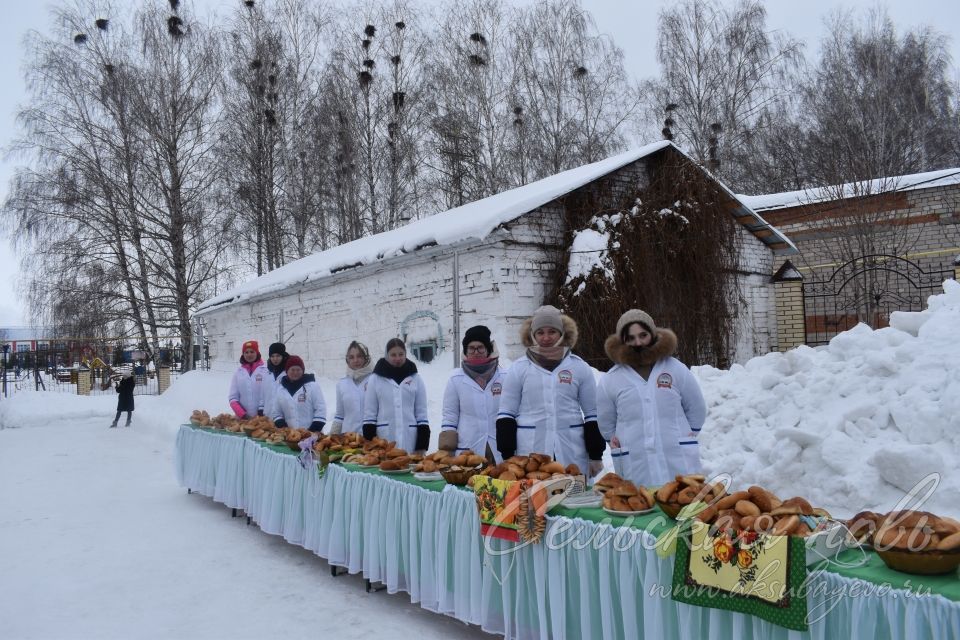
[0,0,957,326]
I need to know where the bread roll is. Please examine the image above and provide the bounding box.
[676,487,700,505]
[715,491,749,511]
[655,481,679,503]
[936,531,960,551]
[627,495,648,511]
[772,515,799,536]
[747,486,776,512]
[565,464,581,476]
[540,461,566,475]
[498,471,518,482]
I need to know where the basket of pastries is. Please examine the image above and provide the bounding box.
[855,510,960,575]
[243,416,273,435]
[598,475,656,515]
[283,428,314,451]
[654,474,727,519]
[413,450,452,474]
[437,450,488,485]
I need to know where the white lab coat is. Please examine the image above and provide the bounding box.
[363,372,429,451]
[598,357,706,486]
[334,375,371,434]
[262,369,285,421]
[441,366,506,460]
[496,352,598,474]
[272,375,327,430]
[228,362,269,416]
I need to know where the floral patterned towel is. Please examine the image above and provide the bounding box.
[672,520,809,631]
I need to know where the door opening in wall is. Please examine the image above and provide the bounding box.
[411,342,436,363]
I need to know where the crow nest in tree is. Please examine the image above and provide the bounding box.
[357,70,372,85]
[361,38,371,50]
[250,59,262,70]
[363,58,375,69]
[468,54,486,67]
[391,54,401,66]
[661,127,673,140]
[244,0,255,8]
[364,24,376,37]
[170,0,180,10]
[395,21,405,30]
[74,33,88,45]
[573,65,588,77]
[469,32,486,45]
[665,103,678,112]
[95,18,109,30]
[168,16,184,38]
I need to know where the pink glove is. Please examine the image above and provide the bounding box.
[230,400,246,419]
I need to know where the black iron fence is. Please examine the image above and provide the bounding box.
[801,254,953,346]
[0,342,186,399]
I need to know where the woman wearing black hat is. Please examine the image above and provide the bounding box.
[440,326,506,461]
[263,342,288,420]
[362,338,430,452]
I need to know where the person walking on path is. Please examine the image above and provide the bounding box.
[110,372,135,428]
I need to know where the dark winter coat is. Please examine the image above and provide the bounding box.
[116,376,135,412]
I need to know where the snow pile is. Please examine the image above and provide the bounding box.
[697,279,960,519]
[565,228,611,290]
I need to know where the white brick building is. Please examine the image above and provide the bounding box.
[196,142,796,375]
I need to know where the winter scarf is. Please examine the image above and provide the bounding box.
[373,358,418,385]
[240,358,264,374]
[526,346,568,372]
[281,373,316,396]
[347,360,374,383]
[462,356,499,389]
[267,357,288,379]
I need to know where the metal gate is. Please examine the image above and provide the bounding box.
[801,255,953,346]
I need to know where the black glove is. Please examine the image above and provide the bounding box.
[584,420,605,461]
[415,425,430,451]
[257,409,264,417]
[274,418,287,428]
[496,417,518,460]
[362,423,378,441]
[309,421,324,432]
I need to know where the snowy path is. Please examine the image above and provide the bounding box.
[0,418,493,639]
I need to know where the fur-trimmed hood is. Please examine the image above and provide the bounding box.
[604,328,677,367]
[520,313,579,348]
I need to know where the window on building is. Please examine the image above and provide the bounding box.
[411,342,436,363]
[16,343,30,353]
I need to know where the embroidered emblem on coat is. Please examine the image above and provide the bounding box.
[255,374,263,382]
[491,382,502,396]
[298,393,306,403]
[558,370,573,384]
[657,373,673,389]
[404,379,414,386]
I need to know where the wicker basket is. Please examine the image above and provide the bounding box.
[876,547,960,575]
[656,499,683,519]
[440,465,483,486]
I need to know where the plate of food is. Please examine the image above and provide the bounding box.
[413,471,443,482]
[381,467,411,475]
[562,493,603,509]
[602,506,655,517]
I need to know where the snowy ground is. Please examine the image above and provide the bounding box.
[2,281,957,638]
[0,393,492,639]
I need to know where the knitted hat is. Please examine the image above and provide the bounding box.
[462,325,493,354]
[268,342,287,357]
[241,340,260,355]
[616,309,657,338]
[530,305,564,334]
[285,355,305,372]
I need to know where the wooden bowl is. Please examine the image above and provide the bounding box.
[876,547,960,575]
[439,465,483,486]
[656,499,683,520]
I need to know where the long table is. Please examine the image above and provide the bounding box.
[175,426,960,640]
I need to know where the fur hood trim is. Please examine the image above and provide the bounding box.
[520,313,579,348]
[604,328,677,367]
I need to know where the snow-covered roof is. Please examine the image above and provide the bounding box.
[739,167,960,213]
[198,141,794,313]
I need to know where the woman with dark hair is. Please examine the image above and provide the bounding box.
[440,326,505,460]
[330,341,373,434]
[262,342,288,420]
[110,372,135,428]
[362,338,430,452]
[598,309,706,486]
[272,355,327,432]
[228,340,268,419]
[496,306,603,478]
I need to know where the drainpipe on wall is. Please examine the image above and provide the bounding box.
[453,250,460,369]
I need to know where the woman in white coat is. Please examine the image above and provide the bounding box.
[362,338,430,452]
[496,306,605,478]
[272,355,327,432]
[598,309,706,486]
[440,325,505,461]
[228,339,269,419]
[262,342,288,421]
[330,341,373,434]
